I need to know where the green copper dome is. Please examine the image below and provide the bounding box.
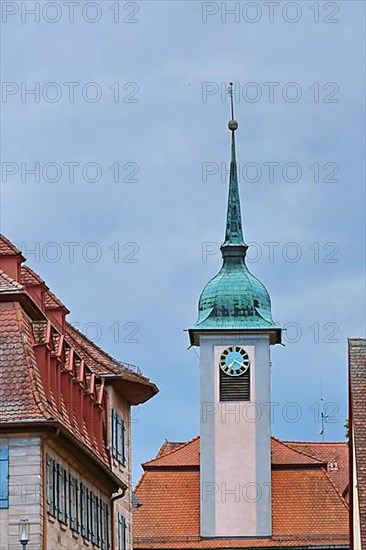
[195,258,276,331]
[189,86,281,346]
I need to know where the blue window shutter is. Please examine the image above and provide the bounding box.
[52,459,57,516]
[124,517,128,550]
[69,474,75,529]
[106,505,111,550]
[46,455,52,512]
[56,463,61,519]
[111,409,116,458]
[116,415,122,461]
[86,488,91,540]
[100,501,106,549]
[90,492,95,543]
[63,469,68,523]
[75,479,80,532]
[117,514,127,550]
[117,513,122,550]
[80,483,86,537]
[0,443,9,509]
[122,420,126,466]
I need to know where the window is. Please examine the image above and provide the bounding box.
[69,474,80,532]
[45,457,111,548]
[106,505,111,550]
[90,491,96,543]
[95,497,101,547]
[100,501,106,549]
[56,463,67,523]
[80,482,87,537]
[63,468,69,523]
[117,514,128,550]
[0,441,9,509]
[86,487,91,540]
[46,455,55,515]
[111,409,126,465]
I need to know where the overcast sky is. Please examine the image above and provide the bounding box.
[1,0,365,483]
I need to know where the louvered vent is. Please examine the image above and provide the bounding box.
[219,368,250,402]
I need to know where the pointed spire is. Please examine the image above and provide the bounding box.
[221,83,247,259]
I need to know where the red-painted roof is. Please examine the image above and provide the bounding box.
[0,234,158,481]
[134,437,349,549]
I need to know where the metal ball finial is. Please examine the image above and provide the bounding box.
[228,82,238,131]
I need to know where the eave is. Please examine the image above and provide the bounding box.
[188,327,282,347]
[0,420,126,493]
[102,374,159,405]
[0,289,46,320]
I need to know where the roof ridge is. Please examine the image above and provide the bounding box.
[322,468,350,511]
[66,322,147,379]
[21,265,46,286]
[143,436,200,467]
[274,438,324,465]
[45,287,69,312]
[282,439,347,445]
[0,234,23,256]
[134,470,148,493]
[157,441,187,457]
[0,269,24,291]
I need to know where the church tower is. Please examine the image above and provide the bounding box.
[189,84,282,538]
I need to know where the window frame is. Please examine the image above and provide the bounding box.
[0,442,9,509]
[117,513,128,550]
[45,456,110,549]
[111,409,127,466]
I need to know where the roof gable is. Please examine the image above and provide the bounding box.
[143,436,326,470]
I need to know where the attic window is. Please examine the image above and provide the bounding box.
[328,461,339,471]
[254,299,259,308]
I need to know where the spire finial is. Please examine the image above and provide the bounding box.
[228,82,238,132]
[221,82,246,257]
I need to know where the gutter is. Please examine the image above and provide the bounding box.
[41,426,60,550]
[111,489,127,550]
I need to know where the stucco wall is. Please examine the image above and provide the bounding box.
[200,334,271,538]
[0,436,43,550]
[106,385,132,550]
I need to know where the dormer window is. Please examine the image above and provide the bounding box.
[111,409,126,465]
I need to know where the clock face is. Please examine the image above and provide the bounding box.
[219,346,250,377]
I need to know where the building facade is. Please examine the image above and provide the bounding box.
[0,235,158,550]
[349,337,366,549]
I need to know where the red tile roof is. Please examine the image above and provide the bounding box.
[44,288,68,311]
[21,265,45,286]
[134,437,349,549]
[285,441,349,496]
[0,234,158,484]
[0,302,46,422]
[0,234,22,256]
[0,270,23,293]
[349,338,366,548]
